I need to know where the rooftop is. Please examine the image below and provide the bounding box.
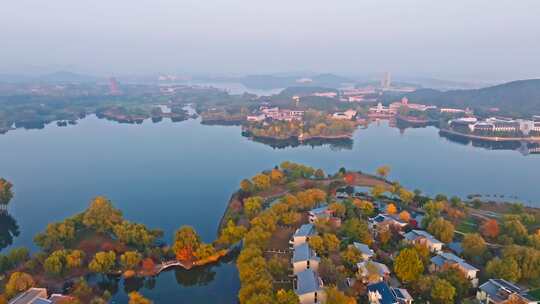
[295,269,323,295]
[292,243,320,263]
[294,224,315,238]
[404,229,443,245]
[431,252,479,272]
[353,242,375,257]
[367,282,398,304]
[479,279,536,303]
[8,288,48,304]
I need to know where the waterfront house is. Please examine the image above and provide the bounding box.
[290,224,316,247]
[292,242,320,274]
[8,288,74,304]
[351,242,375,260]
[295,269,326,304]
[430,252,479,286]
[367,282,413,304]
[476,279,538,304]
[357,261,390,283]
[403,229,443,252]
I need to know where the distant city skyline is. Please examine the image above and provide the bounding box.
[2,0,540,81]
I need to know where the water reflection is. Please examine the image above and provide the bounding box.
[0,213,20,252]
[439,131,540,155]
[246,135,353,150]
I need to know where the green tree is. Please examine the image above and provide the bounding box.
[394,248,424,283]
[427,218,455,243]
[34,220,77,250]
[172,226,201,261]
[120,251,142,270]
[82,196,123,233]
[276,289,299,304]
[44,250,68,276]
[244,196,263,219]
[89,251,116,275]
[503,218,528,244]
[462,233,487,257]
[341,218,372,245]
[113,221,160,249]
[486,257,521,282]
[431,278,455,304]
[5,272,35,299]
[438,268,471,301]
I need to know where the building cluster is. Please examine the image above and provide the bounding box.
[246,107,305,122]
[450,116,540,137]
[8,288,73,304]
[368,97,438,118]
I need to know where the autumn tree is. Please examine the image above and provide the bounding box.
[268,256,289,279]
[376,166,391,179]
[89,251,117,275]
[194,243,216,260]
[34,220,77,250]
[0,178,14,209]
[386,203,397,214]
[323,233,340,253]
[244,196,263,219]
[462,233,487,257]
[341,246,363,268]
[120,251,142,270]
[113,221,160,250]
[354,199,374,217]
[252,174,271,191]
[370,185,386,198]
[325,286,357,304]
[486,257,521,282]
[427,218,455,243]
[308,235,325,256]
[44,250,69,276]
[431,278,455,304]
[82,196,123,233]
[172,226,201,261]
[503,217,528,244]
[240,179,253,193]
[344,173,356,185]
[398,188,414,205]
[128,292,152,304]
[329,202,346,218]
[217,220,247,246]
[394,248,424,283]
[275,289,299,304]
[341,218,372,245]
[399,210,410,222]
[5,272,35,299]
[270,169,285,185]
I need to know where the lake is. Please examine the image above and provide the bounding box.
[1,115,539,303]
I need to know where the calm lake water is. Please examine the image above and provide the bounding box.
[1,116,539,302]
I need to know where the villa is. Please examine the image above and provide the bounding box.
[403,229,443,252]
[290,224,316,247]
[351,242,375,260]
[308,206,333,223]
[430,252,479,286]
[367,282,413,304]
[476,279,538,304]
[292,242,320,274]
[369,214,408,231]
[295,269,326,304]
[357,260,390,283]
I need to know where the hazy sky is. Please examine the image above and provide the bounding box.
[2,0,540,80]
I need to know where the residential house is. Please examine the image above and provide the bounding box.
[476,279,538,304]
[357,261,390,284]
[292,242,320,274]
[367,282,413,304]
[291,224,316,247]
[370,214,408,231]
[352,242,375,260]
[295,269,326,304]
[308,206,333,223]
[332,110,357,120]
[8,288,74,304]
[430,252,479,287]
[403,229,443,252]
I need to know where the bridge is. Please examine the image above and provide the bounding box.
[156,260,191,274]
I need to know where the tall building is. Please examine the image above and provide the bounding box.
[381,72,391,89]
[109,77,121,95]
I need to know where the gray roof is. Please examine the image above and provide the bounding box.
[448,242,464,255]
[292,243,320,263]
[404,229,443,245]
[295,269,322,295]
[353,242,375,257]
[479,279,534,303]
[367,282,398,304]
[309,206,328,215]
[431,252,478,272]
[358,261,390,277]
[8,288,48,304]
[294,224,315,238]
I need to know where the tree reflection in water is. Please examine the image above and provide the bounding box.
[0,212,19,252]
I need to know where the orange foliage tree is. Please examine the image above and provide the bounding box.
[480,219,500,239]
[386,203,397,214]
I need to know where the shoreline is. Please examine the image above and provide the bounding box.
[440,128,540,143]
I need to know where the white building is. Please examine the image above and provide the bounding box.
[477,279,538,304]
[290,224,316,247]
[430,252,479,287]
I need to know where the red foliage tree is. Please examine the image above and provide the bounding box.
[344,173,356,185]
[480,219,500,239]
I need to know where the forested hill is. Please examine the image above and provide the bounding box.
[404,79,540,117]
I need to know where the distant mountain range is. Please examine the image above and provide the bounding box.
[0,71,101,84]
[403,79,540,117]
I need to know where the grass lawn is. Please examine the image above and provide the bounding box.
[457,218,478,233]
[529,288,540,300]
